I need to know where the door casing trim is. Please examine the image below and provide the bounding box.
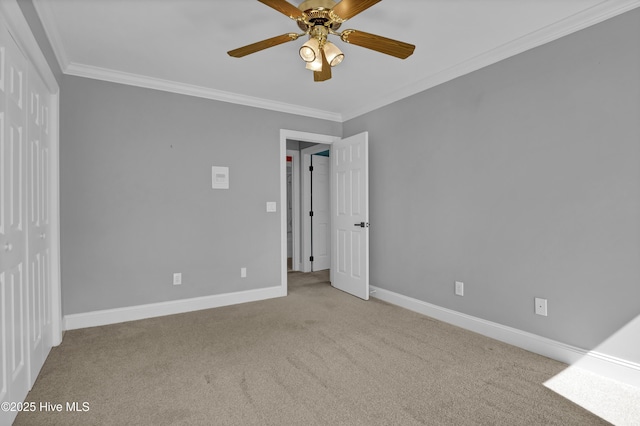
[280,130,340,293]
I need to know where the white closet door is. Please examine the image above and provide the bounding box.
[1,17,56,423]
[0,23,29,425]
[27,66,52,386]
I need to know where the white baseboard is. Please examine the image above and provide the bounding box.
[370,285,640,388]
[64,286,286,331]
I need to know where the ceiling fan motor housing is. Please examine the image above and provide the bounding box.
[297,0,342,32]
[298,0,337,12]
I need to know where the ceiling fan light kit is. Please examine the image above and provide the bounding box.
[323,42,345,66]
[228,0,415,82]
[299,37,320,62]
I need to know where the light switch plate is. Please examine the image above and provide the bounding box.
[173,273,182,286]
[455,281,464,296]
[266,202,277,212]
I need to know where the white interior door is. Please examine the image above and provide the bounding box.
[311,155,330,271]
[0,23,29,424]
[26,67,52,386]
[301,143,331,272]
[331,132,369,300]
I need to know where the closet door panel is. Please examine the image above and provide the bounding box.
[0,24,29,426]
[27,67,51,386]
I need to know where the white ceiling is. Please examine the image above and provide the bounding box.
[33,0,639,121]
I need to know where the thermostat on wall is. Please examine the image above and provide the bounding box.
[212,166,229,189]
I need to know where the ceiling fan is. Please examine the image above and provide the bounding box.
[227,0,415,82]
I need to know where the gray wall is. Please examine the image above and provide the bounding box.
[344,9,640,356]
[60,75,340,315]
[34,0,640,362]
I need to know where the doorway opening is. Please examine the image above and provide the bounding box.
[279,130,340,294]
[286,141,331,272]
[280,130,370,300]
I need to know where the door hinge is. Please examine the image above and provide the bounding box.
[309,211,314,217]
[309,166,314,172]
[310,256,314,262]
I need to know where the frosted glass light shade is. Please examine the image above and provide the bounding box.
[323,41,344,67]
[305,53,323,71]
[299,38,320,62]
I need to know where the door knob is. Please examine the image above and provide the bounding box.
[354,222,369,228]
[4,243,12,252]
[40,233,46,239]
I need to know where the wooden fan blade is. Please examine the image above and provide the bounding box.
[313,48,332,82]
[341,29,415,59]
[258,0,304,20]
[331,0,381,21]
[228,33,299,58]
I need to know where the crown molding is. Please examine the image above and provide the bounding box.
[340,0,640,121]
[32,0,342,122]
[65,62,343,122]
[33,0,639,123]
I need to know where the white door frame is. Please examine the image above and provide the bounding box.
[280,130,340,293]
[301,143,331,272]
[285,149,300,271]
[0,0,62,346]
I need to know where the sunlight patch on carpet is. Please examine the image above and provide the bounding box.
[544,366,640,426]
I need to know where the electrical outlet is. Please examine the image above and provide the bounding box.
[535,298,548,316]
[455,281,464,296]
[240,267,247,278]
[173,273,182,286]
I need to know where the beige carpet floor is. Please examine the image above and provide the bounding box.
[15,271,609,425]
